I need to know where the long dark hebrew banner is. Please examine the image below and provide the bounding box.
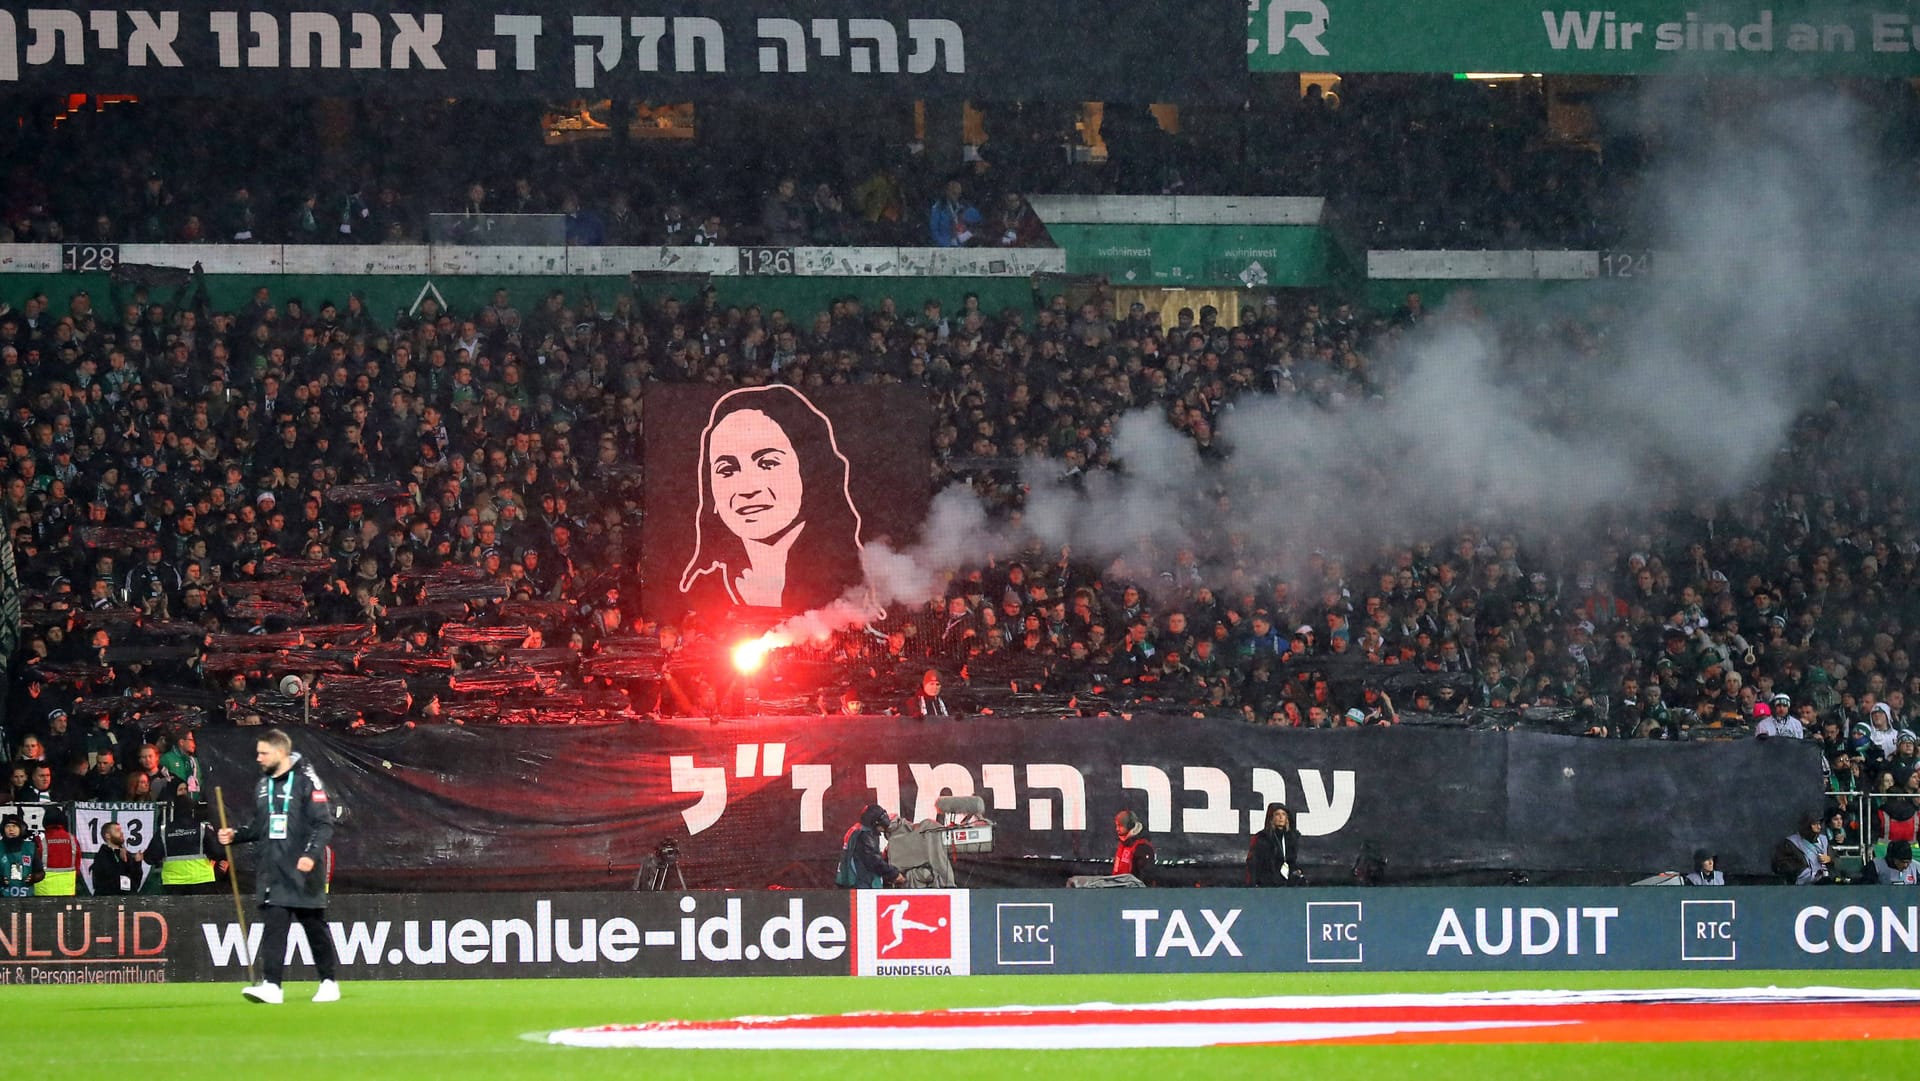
[0,1,1249,101]
[196,719,1822,891]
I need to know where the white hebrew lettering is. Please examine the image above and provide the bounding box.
[388,13,444,69]
[1025,764,1086,831]
[757,16,805,72]
[288,12,341,69]
[88,11,117,52]
[1120,763,1173,833]
[811,18,840,57]
[208,11,240,67]
[674,16,724,72]
[1180,766,1240,834]
[905,18,963,73]
[979,763,1017,810]
[630,16,664,71]
[245,11,277,68]
[26,9,86,65]
[909,763,974,824]
[846,18,898,73]
[760,742,785,777]
[1295,769,1357,836]
[864,763,900,816]
[789,763,831,833]
[669,755,727,835]
[1248,767,1287,833]
[125,10,180,66]
[492,14,541,71]
[0,12,17,81]
[346,12,380,69]
[572,14,621,88]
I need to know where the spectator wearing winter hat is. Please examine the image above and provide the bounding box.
[1865,701,1900,761]
[1771,810,1834,885]
[1756,693,1802,739]
[1860,839,1917,886]
[1683,849,1725,886]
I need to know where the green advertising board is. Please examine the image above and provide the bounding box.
[1247,0,1920,75]
[0,272,1040,331]
[0,243,1059,328]
[1046,223,1337,287]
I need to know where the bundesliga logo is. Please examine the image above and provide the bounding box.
[875,894,951,960]
[857,890,971,977]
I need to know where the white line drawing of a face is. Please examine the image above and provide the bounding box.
[708,408,803,544]
[678,385,869,613]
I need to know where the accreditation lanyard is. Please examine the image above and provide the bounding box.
[267,773,294,840]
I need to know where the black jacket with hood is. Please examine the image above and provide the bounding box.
[1247,803,1303,886]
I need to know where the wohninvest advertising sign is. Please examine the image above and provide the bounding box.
[1247,0,1920,75]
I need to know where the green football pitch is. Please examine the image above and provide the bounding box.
[11,970,1920,1079]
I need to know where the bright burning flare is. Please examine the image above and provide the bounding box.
[731,636,778,674]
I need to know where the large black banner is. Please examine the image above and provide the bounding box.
[639,385,931,625]
[197,721,1824,891]
[0,1,1248,101]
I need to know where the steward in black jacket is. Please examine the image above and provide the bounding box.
[218,729,340,998]
[229,748,334,908]
[1247,803,1304,886]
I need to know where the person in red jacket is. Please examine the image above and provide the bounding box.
[1112,810,1155,883]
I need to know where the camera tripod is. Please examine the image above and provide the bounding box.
[635,838,687,891]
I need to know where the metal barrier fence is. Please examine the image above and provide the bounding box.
[425,212,568,246]
[1858,790,1920,858]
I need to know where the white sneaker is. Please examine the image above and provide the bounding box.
[312,980,341,1003]
[242,982,283,1005]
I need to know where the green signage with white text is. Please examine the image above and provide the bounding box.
[1046,224,1335,287]
[1246,0,1920,74]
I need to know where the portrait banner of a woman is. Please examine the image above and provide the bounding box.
[640,384,931,623]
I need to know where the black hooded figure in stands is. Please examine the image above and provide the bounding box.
[1247,802,1304,886]
[678,385,866,614]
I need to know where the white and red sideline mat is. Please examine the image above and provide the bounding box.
[545,986,1920,1050]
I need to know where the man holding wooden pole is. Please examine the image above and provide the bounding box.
[216,727,340,1004]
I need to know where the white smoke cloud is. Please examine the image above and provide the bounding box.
[763,84,1920,642]
[1002,87,1920,582]
[755,486,1007,647]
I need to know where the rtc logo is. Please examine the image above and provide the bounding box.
[854,890,971,977]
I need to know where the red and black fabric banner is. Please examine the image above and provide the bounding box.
[197,720,1822,890]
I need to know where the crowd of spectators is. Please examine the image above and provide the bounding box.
[0,96,1052,251]
[20,77,1888,252]
[0,258,1913,853]
[0,81,1918,863]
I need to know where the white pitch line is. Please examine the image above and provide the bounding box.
[932,985,1920,1016]
[548,1019,1568,1051]
[544,985,1920,1051]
